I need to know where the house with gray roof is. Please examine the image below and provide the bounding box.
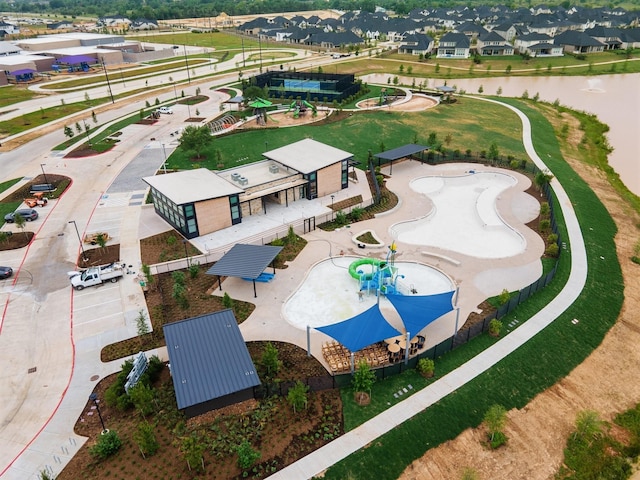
[476,31,514,56]
[436,32,470,58]
[398,33,434,56]
[554,30,605,54]
[584,26,623,50]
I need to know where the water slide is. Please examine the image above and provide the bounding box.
[348,258,385,280]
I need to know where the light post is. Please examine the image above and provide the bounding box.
[161,143,167,173]
[69,220,87,263]
[172,82,177,101]
[182,239,190,267]
[331,194,335,221]
[83,122,91,147]
[183,45,191,84]
[39,163,49,185]
[89,393,108,434]
[101,60,115,104]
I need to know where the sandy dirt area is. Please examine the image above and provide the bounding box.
[398,110,640,480]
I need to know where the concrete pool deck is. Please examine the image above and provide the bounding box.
[208,160,546,368]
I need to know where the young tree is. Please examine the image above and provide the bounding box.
[14,213,27,239]
[135,309,150,338]
[133,421,159,458]
[75,122,82,134]
[261,342,281,379]
[286,381,309,413]
[573,410,603,442]
[95,232,108,253]
[92,110,98,124]
[181,435,205,472]
[128,383,155,417]
[352,359,376,400]
[488,142,500,160]
[179,125,213,160]
[483,404,507,444]
[64,125,74,139]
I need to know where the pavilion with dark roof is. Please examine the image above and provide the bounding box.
[206,243,283,297]
[163,309,260,418]
[374,144,430,174]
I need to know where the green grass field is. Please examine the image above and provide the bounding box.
[320,99,623,479]
[169,98,528,170]
[128,31,261,50]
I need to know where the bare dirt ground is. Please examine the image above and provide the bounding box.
[398,110,640,479]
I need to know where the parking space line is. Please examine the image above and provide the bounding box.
[73,298,121,312]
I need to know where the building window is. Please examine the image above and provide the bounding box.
[229,194,241,225]
[303,172,317,199]
[341,160,348,189]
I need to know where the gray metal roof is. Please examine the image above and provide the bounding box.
[374,144,429,161]
[163,309,260,410]
[263,139,353,175]
[206,243,283,279]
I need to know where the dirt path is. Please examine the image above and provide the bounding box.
[398,109,640,480]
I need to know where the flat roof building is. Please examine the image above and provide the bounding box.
[143,139,353,239]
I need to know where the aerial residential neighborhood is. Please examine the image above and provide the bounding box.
[0,2,639,479]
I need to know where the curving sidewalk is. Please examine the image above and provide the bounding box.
[266,98,587,479]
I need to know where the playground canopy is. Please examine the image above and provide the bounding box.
[56,55,97,65]
[206,243,282,297]
[315,304,402,352]
[386,291,455,336]
[248,97,272,108]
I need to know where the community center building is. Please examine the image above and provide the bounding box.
[143,139,353,239]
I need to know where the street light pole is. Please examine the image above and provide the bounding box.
[83,122,91,147]
[39,164,49,185]
[161,143,167,173]
[101,60,115,104]
[183,239,190,267]
[69,220,87,263]
[89,393,108,434]
[183,45,191,84]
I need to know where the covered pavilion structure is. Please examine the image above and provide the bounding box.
[206,243,283,298]
[374,144,429,174]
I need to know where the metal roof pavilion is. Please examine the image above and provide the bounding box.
[206,244,283,297]
[163,309,260,414]
[374,144,429,174]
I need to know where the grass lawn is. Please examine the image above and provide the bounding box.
[169,98,527,170]
[128,31,261,50]
[321,99,623,479]
[0,86,42,110]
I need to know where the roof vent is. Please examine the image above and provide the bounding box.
[269,164,279,173]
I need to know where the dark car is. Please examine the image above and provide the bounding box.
[0,266,12,279]
[4,208,39,223]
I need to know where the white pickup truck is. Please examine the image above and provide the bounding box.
[69,262,125,290]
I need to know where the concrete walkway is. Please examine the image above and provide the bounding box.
[266,97,587,479]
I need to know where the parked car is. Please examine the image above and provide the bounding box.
[0,266,12,279]
[158,106,173,114]
[4,208,39,223]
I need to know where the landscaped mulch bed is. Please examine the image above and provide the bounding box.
[0,232,33,250]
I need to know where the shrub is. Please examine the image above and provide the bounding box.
[188,262,199,279]
[335,211,348,226]
[89,430,122,459]
[350,207,364,221]
[540,219,551,232]
[483,404,507,448]
[545,243,560,257]
[510,160,519,169]
[547,233,558,245]
[236,440,260,470]
[222,292,234,310]
[540,202,550,217]
[352,359,376,394]
[498,288,510,305]
[416,358,435,377]
[261,342,281,379]
[129,383,155,417]
[488,318,502,337]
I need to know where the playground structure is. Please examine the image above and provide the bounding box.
[348,242,407,295]
[248,97,272,126]
[378,88,401,106]
[208,114,237,133]
[287,100,317,118]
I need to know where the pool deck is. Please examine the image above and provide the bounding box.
[205,160,545,368]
